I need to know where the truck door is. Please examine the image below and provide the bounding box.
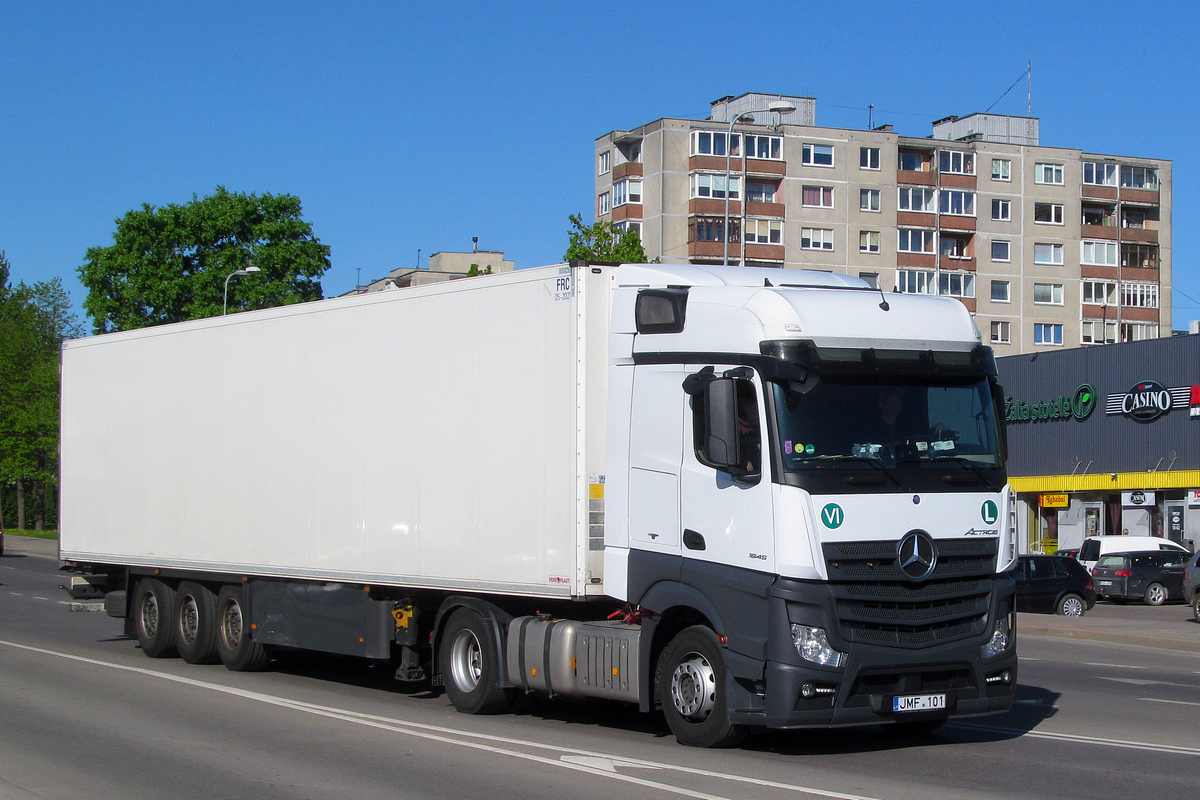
[626,364,685,555]
[679,366,775,574]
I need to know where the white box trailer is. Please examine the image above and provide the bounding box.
[61,262,1019,747]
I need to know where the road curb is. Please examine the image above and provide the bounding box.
[1019,616,1200,654]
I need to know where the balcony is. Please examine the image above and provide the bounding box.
[939,215,977,233]
[898,169,936,186]
[1120,227,1158,244]
[613,162,643,180]
[746,159,786,176]
[1120,187,1159,205]
[612,204,642,221]
[746,200,784,217]
[745,243,785,262]
[689,198,739,215]
[938,173,977,190]
[897,211,935,227]
[897,252,936,268]
[1081,224,1119,240]
[1082,185,1119,201]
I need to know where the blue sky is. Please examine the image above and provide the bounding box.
[2,1,1198,331]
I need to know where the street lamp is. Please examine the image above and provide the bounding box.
[723,100,797,266]
[223,266,261,315]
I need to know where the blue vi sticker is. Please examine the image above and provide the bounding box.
[821,503,845,529]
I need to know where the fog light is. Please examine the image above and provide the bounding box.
[791,624,847,668]
[985,669,1012,685]
[801,682,816,698]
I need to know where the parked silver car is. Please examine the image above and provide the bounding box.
[1091,551,1188,606]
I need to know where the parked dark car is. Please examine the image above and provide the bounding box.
[1091,550,1188,606]
[1183,551,1200,621]
[1014,555,1096,616]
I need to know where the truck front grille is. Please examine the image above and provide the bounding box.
[823,538,998,649]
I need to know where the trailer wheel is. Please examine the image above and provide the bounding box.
[175,582,220,664]
[659,626,746,748]
[440,608,514,715]
[215,585,272,672]
[133,578,178,658]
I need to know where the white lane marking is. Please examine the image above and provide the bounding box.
[561,755,662,772]
[1084,662,1146,669]
[1141,698,1200,708]
[1098,677,1198,688]
[0,638,884,800]
[1017,657,1041,661]
[951,722,1200,757]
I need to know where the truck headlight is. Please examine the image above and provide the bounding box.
[981,613,1013,659]
[791,624,846,668]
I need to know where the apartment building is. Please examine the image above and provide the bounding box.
[594,92,1172,352]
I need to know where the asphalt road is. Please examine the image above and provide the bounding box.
[1,541,1198,800]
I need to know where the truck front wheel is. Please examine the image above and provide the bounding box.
[215,585,272,672]
[133,578,178,658]
[439,608,514,715]
[659,626,746,748]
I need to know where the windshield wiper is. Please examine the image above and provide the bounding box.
[796,454,903,487]
[930,455,1000,488]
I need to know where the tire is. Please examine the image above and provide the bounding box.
[1192,592,1200,623]
[133,578,178,658]
[175,581,220,664]
[215,585,273,672]
[1057,593,1085,617]
[439,608,514,715]
[659,626,747,748]
[1143,582,1168,606]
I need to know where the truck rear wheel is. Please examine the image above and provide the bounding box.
[133,578,178,658]
[659,626,746,748]
[215,585,272,672]
[440,608,514,714]
[175,581,220,664]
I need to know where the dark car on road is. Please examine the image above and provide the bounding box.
[1183,551,1200,620]
[1091,550,1188,606]
[1014,555,1096,616]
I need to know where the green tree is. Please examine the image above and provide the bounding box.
[79,186,330,333]
[0,252,82,529]
[563,213,658,264]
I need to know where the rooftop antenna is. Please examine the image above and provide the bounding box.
[868,104,874,130]
[472,236,479,253]
[416,248,421,269]
[985,62,1032,114]
[356,268,362,289]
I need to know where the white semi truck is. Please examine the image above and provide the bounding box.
[60,262,1017,747]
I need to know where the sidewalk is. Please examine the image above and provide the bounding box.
[3,533,59,559]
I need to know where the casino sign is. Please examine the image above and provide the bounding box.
[1105,380,1198,422]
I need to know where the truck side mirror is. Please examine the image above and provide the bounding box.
[703,377,739,469]
[683,367,760,479]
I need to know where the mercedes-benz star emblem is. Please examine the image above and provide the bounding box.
[897,530,938,581]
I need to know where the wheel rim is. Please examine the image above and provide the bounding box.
[670,652,717,721]
[1063,597,1083,616]
[449,628,483,693]
[220,598,244,650]
[1148,585,1166,605]
[179,596,199,644]
[140,591,160,637]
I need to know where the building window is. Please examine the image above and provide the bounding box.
[1034,283,1064,305]
[801,227,834,251]
[898,150,925,171]
[1035,163,1064,185]
[1121,243,1158,269]
[745,219,782,244]
[745,135,782,160]
[1120,166,1159,190]
[991,198,1011,221]
[1034,243,1064,265]
[746,181,778,203]
[990,321,1010,344]
[991,280,1010,302]
[1034,323,1063,346]
[898,269,936,295]
[939,272,975,298]
[1034,203,1064,224]
[991,159,1011,181]
[940,190,975,217]
[689,216,739,243]
[1082,280,1117,305]
[1081,240,1118,266]
[1121,282,1159,309]
[802,143,834,166]
[859,271,880,288]
[598,151,610,176]
[939,150,975,175]
[860,189,881,212]
[940,234,970,260]
[1122,208,1150,229]
[612,179,642,207]
[614,220,642,236]
[860,147,880,170]
[1082,203,1115,227]
[691,173,741,200]
[897,228,935,254]
[1081,320,1118,345]
[1083,161,1117,186]
[598,191,610,215]
[690,130,739,157]
[859,230,880,253]
[1121,322,1159,342]
[991,240,1011,262]
[898,186,934,212]
[801,185,834,208]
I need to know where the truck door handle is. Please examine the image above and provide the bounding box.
[683,529,706,551]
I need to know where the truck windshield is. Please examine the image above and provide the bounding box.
[772,376,1003,473]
